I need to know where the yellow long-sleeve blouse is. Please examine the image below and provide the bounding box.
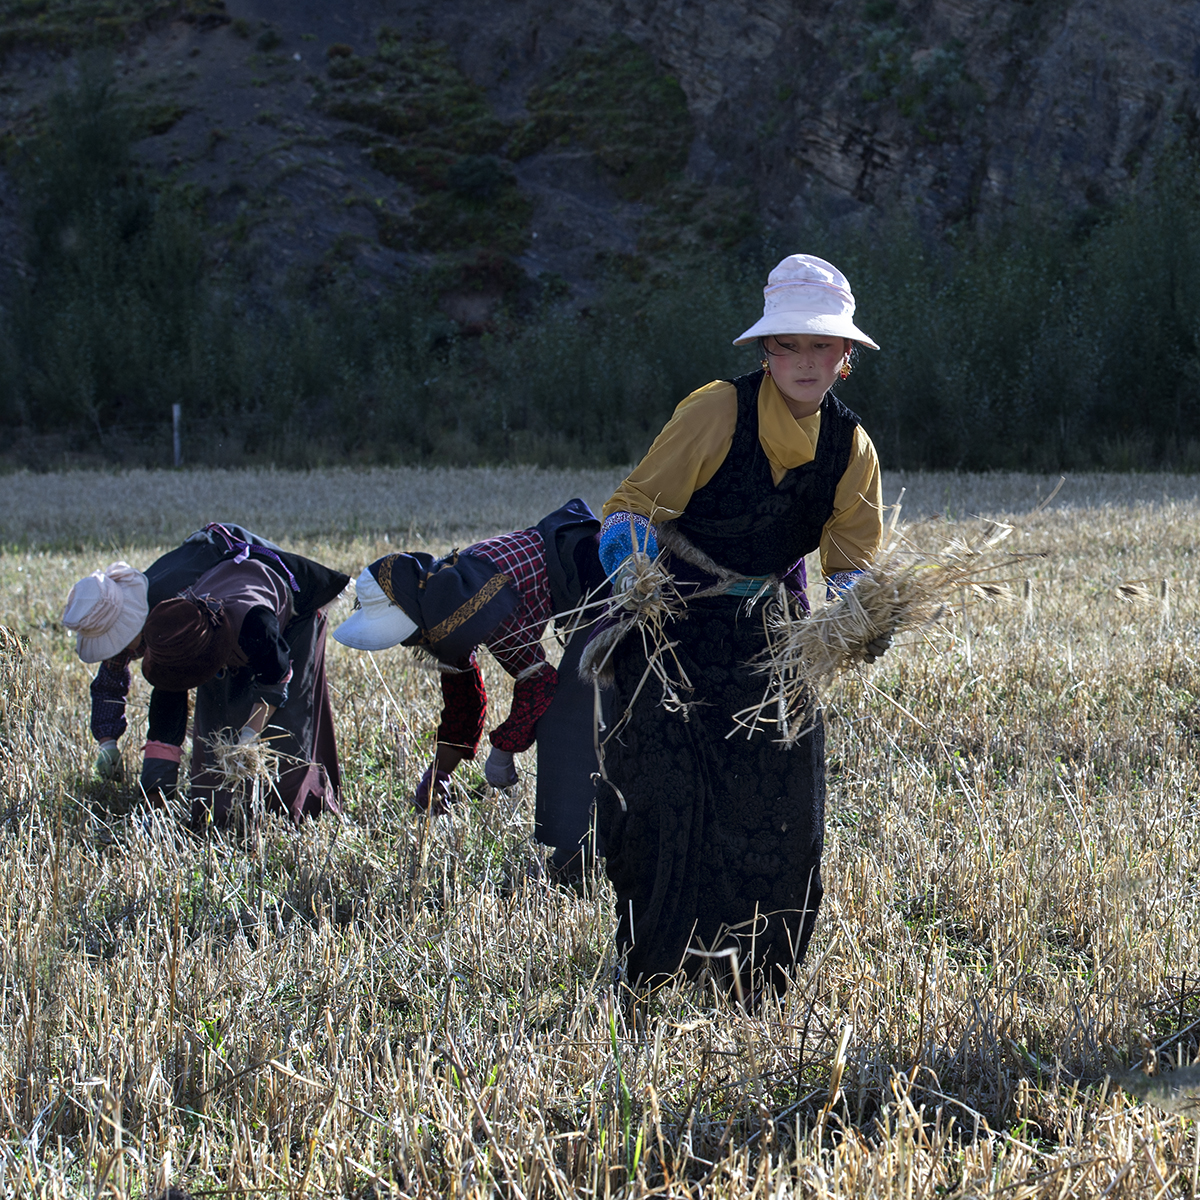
[603,375,883,575]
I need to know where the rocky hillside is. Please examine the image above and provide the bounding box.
[1,0,1197,326]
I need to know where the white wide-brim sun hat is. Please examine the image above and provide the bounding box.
[733,253,880,350]
[333,566,419,651]
[61,561,150,663]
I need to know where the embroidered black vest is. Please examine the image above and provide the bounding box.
[672,370,861,577]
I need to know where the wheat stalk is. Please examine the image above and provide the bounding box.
[1116,581,1155,602]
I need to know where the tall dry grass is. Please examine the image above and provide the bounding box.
[0,468,1198,1198]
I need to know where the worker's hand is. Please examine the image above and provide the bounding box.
[484,747,518,788]
[244,701,276,737]
[862,631,893,664]
[139,757,179,806]
[613,552,664,611]
[94,739,123,782]
[434,743,470,775]
[412,765,454,814]
[411,744,471,813]
[237,724,259,746]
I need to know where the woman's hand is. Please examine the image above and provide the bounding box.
[613,552,668,611]
[244,700,276,738]
[139,757,179,804]
[412,765,453,813]
[411,743,471,813]
[94,739,123,781]
[862,631,893,664]
[484,747,518,788]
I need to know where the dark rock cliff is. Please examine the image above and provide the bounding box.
[2,0,1199,309]
[470,0,1200,228]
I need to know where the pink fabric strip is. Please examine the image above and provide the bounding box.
[143,740,183,763]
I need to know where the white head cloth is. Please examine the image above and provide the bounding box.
[332,566,419,651]
[61,561,150,663]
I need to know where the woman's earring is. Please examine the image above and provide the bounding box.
[839,357,852,380]
[761,359,771,377]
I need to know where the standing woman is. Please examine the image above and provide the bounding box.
[594,254,885,996]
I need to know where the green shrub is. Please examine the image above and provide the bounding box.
[369,144,454,189]
[7,61,1200,472]
[0,0,172,55]
[326,54,366,80]
[512,36,690,201]
[5,61,206,436]
[316,37,501,150]
[135,101,188,136]
[407,182,532,254]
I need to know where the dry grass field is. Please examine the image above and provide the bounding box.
[1,466,1199,1199]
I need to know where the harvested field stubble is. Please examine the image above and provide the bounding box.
[0,469,1199,1198]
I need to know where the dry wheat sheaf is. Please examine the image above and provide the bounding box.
[579,499,1029,747]
[204,727,282,789]
[735,511,1022,744]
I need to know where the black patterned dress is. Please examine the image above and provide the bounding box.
[596,370,861,994]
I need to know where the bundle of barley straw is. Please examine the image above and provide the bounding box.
[579,549,694,714]
[732,507,1018,744]
[206,727,281,790]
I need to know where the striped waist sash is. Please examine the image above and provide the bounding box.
[722,575,774,598]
